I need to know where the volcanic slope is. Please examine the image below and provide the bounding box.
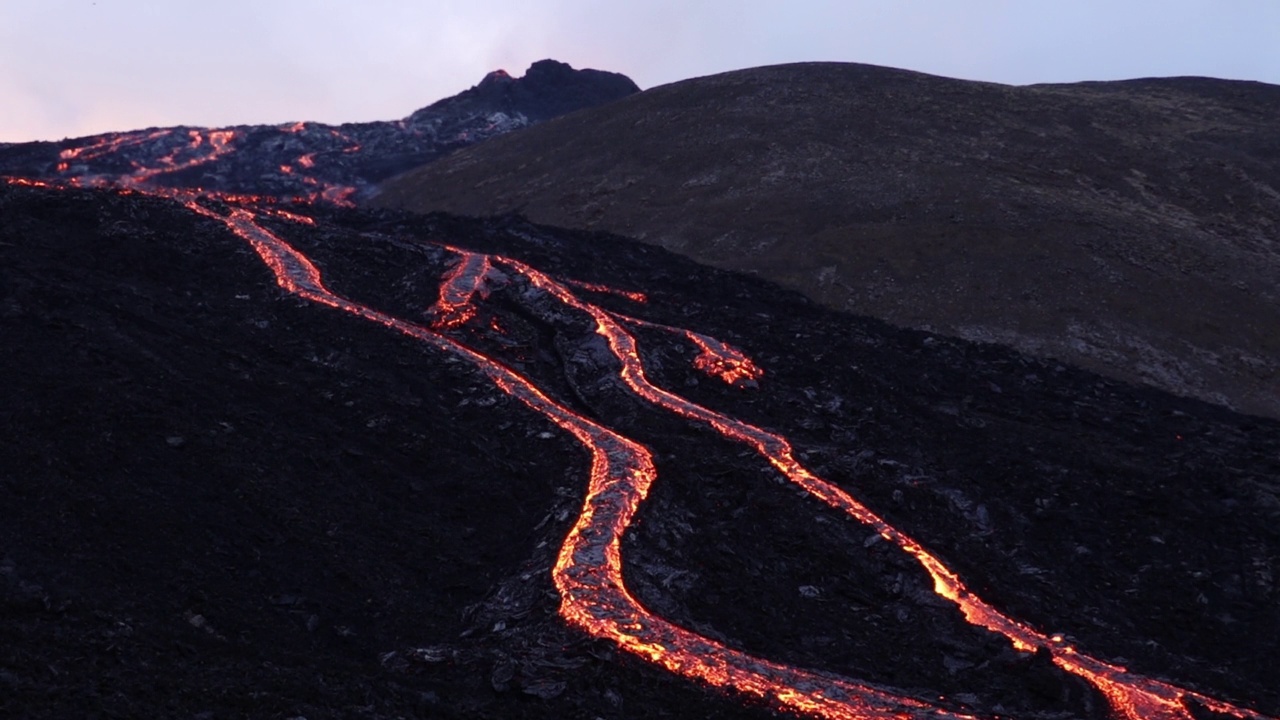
[375,62,1280,419]
[0,59,637,201]
[2,179,1278,720]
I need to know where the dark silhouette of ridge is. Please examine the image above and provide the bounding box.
[413,59,642,124]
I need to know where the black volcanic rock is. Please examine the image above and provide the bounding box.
[411,59,641,124]
[2,180,1278,719]
[0,60,638,200]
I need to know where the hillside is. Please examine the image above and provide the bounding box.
[2,177,1279,719]
[375,62,1280,418]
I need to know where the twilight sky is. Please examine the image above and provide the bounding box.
[2,0,1277,142]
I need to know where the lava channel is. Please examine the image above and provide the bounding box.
[188,211,975,720]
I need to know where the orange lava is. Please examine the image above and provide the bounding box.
[49,126,360,206]
[473,253,1272,720]
[5,176,56,188]
[604,310,763,387]
[123,129,237,186]
[687,331,765,387]
[319,185,357,207]
[58,129,172,165]
[182,203,975,720]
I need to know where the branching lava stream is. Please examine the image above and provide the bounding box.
[4,132,1276,720]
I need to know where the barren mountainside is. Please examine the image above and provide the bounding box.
[375,62,1280,418]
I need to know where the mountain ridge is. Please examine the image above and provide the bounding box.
[375,61,1280,418]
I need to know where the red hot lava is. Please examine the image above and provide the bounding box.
[48,127,359,207]
[58,129,173,166]
[598,309,764,387]
[563,277,649,304]
[126,129,237,185]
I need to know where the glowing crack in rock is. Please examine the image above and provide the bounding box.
[609,309,763,387]
[239,220,1272,720]
[58,129,173,166]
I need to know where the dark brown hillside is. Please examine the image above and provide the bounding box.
[375,62,1280,418]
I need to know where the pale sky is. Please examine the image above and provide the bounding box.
[2,0,1277,142]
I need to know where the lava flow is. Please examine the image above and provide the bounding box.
[57,129,173,172]
[608,309,764,387]
[191,216,974,720]
[430,245,1279,720]
[429,251,493,329]
[562,277,649,304]
[46,124,360,206]
[6,134,1277,719]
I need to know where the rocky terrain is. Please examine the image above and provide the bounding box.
[0,59,638,202]
[374,62,1280,419]
[2,177,1278,719]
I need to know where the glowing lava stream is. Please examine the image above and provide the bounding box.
[438,248,1275,720]
[606,309,765,388]
[58,129,173,169]
[188,204,971,720]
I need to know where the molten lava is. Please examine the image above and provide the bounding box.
[4,136,1276,720]
[563,277,649,304]
[47,127,359,207]
[57,129,172,166]
[430,251,493,329]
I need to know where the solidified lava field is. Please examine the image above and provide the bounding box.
[2,181,1278,720]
